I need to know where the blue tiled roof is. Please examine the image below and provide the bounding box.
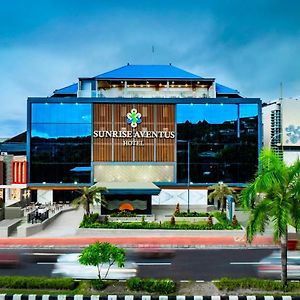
[52,65,240,97]
[216,83,239,95]
[95,64,202,79]
[53,83,78,94]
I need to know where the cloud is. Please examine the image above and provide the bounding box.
[0,0,300,136]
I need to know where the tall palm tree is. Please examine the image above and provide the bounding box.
[72,186,107,216]
[240,148,300,286]
[208,181,235,211]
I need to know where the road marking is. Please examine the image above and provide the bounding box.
[24,253,60,256]
[196,280,205,282]
[37,262,56,265]
[136,262,171,266]
[230,262,268,265]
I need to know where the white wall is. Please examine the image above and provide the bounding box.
[284,151,300,166]
[37,190,53,205]
[282,99,300,146]
[152,189,207,205]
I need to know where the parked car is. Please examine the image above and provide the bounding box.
[52,253,137,279]
[257,251,300,279]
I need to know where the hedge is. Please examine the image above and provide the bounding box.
[0,276,77,290]
[127,277,176,294]
[174,211,209,217]
[215,277,300,292]
[110,211,137,217]
[80,220,240,230]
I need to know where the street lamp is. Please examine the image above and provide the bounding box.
[179,139,192,213]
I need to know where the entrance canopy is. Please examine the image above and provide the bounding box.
[93,182,160,195]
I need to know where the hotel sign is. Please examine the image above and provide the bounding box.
[93,108,175,146]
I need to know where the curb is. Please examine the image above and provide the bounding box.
[0,295,297,300]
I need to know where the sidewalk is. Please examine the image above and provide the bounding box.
[0,206,276,248]
[0,234,275,248]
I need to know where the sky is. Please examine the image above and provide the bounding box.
[1,0,300,137]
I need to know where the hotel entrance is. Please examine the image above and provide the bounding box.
[93,182,160,215]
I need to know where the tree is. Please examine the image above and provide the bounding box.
[208,181,235,212]
[72,186,107,216]
[79,242,125,280]
[240,149,300,286]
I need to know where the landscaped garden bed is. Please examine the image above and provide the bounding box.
[214,277,300,294]
[80,211,241,230]
[2,276,300,296]
[108,211,155,223]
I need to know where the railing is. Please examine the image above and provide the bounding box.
[27,209,49,224]
[97,90,210,98]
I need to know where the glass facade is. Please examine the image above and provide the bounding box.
[177,103,259,184]
[30,103,92,183]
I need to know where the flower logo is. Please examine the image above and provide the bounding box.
[127,108,142,128]
[285,125,300,144]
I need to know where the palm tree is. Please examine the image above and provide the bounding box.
[72,186,107,216]
[208,181,235,211]
[240,148,300,286]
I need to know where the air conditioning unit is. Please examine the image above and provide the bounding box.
[0,152,8,155]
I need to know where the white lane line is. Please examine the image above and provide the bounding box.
[230,262,267,265]
[136,262,171,266]
[196,280,205,282]
[24,253,61,256]
[37,262,57,265]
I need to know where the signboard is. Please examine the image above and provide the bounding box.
[93,103,176,162]
[93,108,175,146]
[226,195,235,221]
[282,100,300,146]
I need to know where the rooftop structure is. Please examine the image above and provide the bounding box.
[52,64,241,99]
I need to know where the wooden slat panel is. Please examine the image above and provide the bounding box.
[134,104,154,162]
[156,104,175,162]
[93,104,112,161]
[114,104,133,162]
[93,103,175,163]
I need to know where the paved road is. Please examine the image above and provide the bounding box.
[0,248,275,280]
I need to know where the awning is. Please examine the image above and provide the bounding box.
[93,182,160,195]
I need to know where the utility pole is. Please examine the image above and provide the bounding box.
[187,141,190,213]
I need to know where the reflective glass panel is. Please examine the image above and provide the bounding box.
[30,103,92,184]
[176,103,259,184]
[31,103,91,123]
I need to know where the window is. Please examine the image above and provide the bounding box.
[30,103,92,184]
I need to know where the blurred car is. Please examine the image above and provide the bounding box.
[135,245,175,259]
[257,251,300,279]
[0,253,20,267]
[52,253,137,279]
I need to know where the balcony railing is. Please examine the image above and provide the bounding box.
[78,89,211,98]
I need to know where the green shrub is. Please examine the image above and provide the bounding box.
[141,215,146,225]
[127,277,176,294]
[81,220,241,230]
[170,215,176,225]
[110,211,137,217]
[215,277,300,292]
[80,213,100,227]
[173,211,209,217]
[0,276,76,290]
[90,279,107,290]
[213,212,240,228]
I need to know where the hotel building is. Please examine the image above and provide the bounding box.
[27,64,262,214]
